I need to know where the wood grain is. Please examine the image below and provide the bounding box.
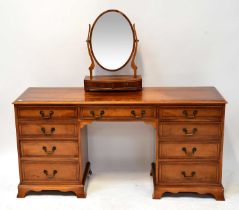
[13,87,226,105]
[14,87,226,200]
[84,75,142,91]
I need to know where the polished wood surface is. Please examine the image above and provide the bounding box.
[81,105,156,119]
[14,87,226,105]
[13,87,226,200]
[160,122,221,139]
[84,75,142,91]
[22,161,79,182]
[20,141,78,157]
[159,162,218,183]
[160,106,223,121]
[19,123,77,138]
[159,142,220,159]
[17,106,77,119]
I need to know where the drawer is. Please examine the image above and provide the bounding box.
[160,122,221,139]
[81,106,156,119]
[159,162,218,184]
[17,106,77,120]
[159,142,220,159]
[160,106,223,121]
[22,161,79,182]
[19,123,77,138]
[20,141,78,157]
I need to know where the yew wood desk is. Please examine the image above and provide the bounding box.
[13,87,226,200]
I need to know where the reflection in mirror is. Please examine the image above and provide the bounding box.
[91,11,134,71]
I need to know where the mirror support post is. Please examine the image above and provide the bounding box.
[131,24,139,78]
[86,24,95,80]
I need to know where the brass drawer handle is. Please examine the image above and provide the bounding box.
[41,127,55,136]
[182,128,197,136]
[182,147,197,156]
[181,171,196,178]
[182,110,198,119]
[90,110,105,119]
[42,146,56,155]
[43,169,57,179]
[131,110,145,119]
[40,111,54,119]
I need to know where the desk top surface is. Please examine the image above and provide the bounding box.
[13,87,226,105]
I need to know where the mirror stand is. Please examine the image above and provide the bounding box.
[84,10,142,92]
[131,24,139,78]
[86,24,95,80]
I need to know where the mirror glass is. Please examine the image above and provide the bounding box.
[91,10,134,71]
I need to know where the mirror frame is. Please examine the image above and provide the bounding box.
[88,9,137,72]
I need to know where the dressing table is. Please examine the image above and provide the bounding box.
[13,10,226,200]
[14,87,226,200]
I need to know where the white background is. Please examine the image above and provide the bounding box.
[0,0,239,209]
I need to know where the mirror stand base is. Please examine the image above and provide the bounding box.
[84,75,142,92]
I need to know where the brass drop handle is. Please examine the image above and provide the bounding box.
[131,110,146,119]
[42,146,56,155]
[43,169,57,179]
[41,127,55,136]
[181,171,196,178]
[90,110,105,119]
[40,111,54,119]
[182,110,198,119]
[182,147,197,156]
[182,128,197,136]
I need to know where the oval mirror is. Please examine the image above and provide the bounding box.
[90,10,135,71]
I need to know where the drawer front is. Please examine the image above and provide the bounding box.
[87,81,139,89]
[19,123,77,138]
[21,141,78,157]
[159,142,220,159]
[160,123,221,139]
[17,106,77,120]
[159,162,218,184]
[160,107,222,121]
[22,161,79,181]
[81,106,156,119]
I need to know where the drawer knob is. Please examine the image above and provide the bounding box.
[181,171,196,178]
[131,110,145,119]
[43,169,57,179]
[90,110,105,119]
[182,147,197,156]
[39,111,54,119]
[41,127,55,136]
[182,128,197,136]
[42,146,56,155]
[182,110,198,119]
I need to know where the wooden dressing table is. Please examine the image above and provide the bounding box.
[13,87,226,200]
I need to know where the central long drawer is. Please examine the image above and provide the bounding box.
[81,106,156,120]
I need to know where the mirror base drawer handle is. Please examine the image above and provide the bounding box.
[182,128,197,136]
[182,147,197,156]
[39,111,54,119]
[181,171,196,178]
[42,146,56,155]
[182,110,198,119]
[43,170,57,179]
[41,127,55,136]
[131,110,145,119]
[90,110,105,119]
